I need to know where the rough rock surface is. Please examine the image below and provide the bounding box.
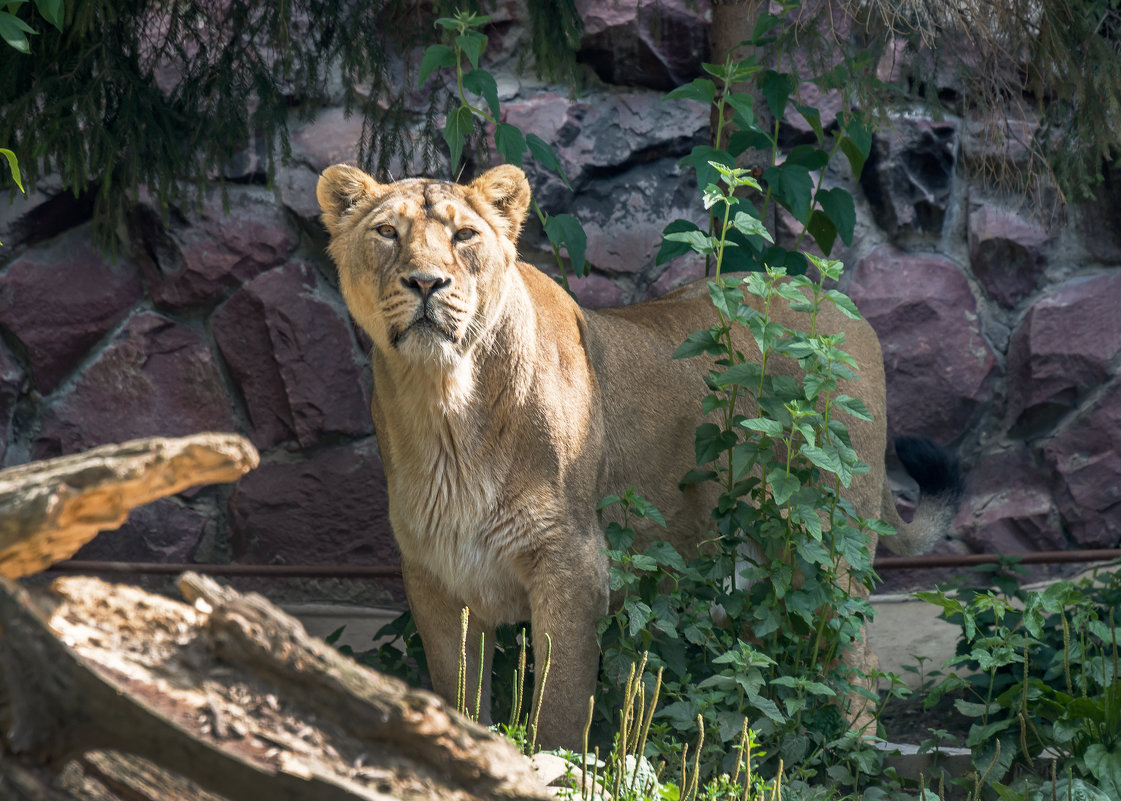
[1,5,1119,602]
[1005,271,1121,435]
[212,262,372,450]
[847,245,1000,440]
[227,439,394,568]
[35,313,237,458]
[0,225,143,393]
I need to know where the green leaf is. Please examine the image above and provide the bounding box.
[806,210,837,255]
[759,70,795,121]
[657,219,702,265]
[730,210,773,242]
[0,10,35,53]
[665,229,719,256]
[785,145,829,171]
[443,105,475,173]
[0,148,24,193]
[34,0,62,31]
[1084,744,1121,798]
[695,422,737,465]
[763,164,813,223]
[462,68,499,118]
[418,44,456,87]
[824,289,861,319]
[794,103,825,143]
[526,134,569,187]
[456,30,487,69]
[543,213,587,276]
[840,117,873,179]
[679,146,736,196]
[664,78,716,105]
[817,187,856,246]
[834,394,873,421]
[741,417,783,437]
[673,328,722,359]
[767,469,800,505]
[493,123,525,167]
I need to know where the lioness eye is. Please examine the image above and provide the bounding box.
[454,228,477,242]
[376,224,397,239]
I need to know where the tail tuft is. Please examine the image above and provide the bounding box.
[895,436,965,504]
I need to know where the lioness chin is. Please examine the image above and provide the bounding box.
[317,163,962,749]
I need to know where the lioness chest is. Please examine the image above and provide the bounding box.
[378,406,563,625]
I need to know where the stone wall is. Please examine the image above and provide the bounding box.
[0,0,1118,601]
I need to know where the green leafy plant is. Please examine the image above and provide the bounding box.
[595,11,896,791]
[918,567,1121,799]
[417,9,587,289]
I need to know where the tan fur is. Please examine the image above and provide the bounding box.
[317,164,952,748]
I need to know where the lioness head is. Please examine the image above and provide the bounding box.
[317,164,532,367]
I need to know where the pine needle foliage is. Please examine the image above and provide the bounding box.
[0,0,581,246]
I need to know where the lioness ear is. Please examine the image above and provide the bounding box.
[317,165,379,236]
[469,165,532,241]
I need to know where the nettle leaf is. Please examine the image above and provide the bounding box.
[717,361,764,390]
[824,289,861,319]
[418,44,456,87]
[665,229,719,256]
[456,30,487,69]
[806,210,837,255]
[840,117,873,179]
[462,68,499,118]
[543,213,587,276]
[731,210,773,242]
[526,134,569,187]
[494,123,525,167]
[834,394,873,421]
[817,187,856,246]
[741,417,784,437]
[1,148,24,193]
[674,328,723,359]
[759,69,795,121]
[657,219,702,265]
[794,103,825,143]
[664,77,716,105]
[785,144,829,171]
[443,105,475,173]
[696,422,737,465]
[763,164,813,224]
[767,469,800,505]
[680,146,736,195]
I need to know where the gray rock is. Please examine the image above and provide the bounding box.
[131,187,297,310]
[968,203,1049,308]
[576,0,711,90]
[847,245,1000,441]
[34,312,237,458]
[0,225,143,394]
[860,118,958,240]
[1005,271,1121,435]
[1042,378,1121,548]
[212,262,372,450]
[955,446,1064,556]
[73,499,214,564]
[227,438,396,567]
[0,342,24,465]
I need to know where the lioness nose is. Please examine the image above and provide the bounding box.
[402,274,451,299]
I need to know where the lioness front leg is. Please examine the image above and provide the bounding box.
[524,537,609,750]
[401,559,495,723]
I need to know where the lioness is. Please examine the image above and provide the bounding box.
[317,164,961,748]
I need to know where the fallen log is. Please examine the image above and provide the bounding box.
[0,433,259,578]
[0,572,551,801]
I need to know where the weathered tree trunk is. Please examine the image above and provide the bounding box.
[0,434,552,800]
[0,433,259,577]
[0,572,551,800]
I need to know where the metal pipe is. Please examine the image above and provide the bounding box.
[45,561,405,578]
[44,549,1121,579]
[874,549,1121,570]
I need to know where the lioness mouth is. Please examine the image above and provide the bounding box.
[390,315,457,347]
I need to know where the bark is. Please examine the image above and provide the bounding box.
[0,572,551,801]
[0,433,259,578]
